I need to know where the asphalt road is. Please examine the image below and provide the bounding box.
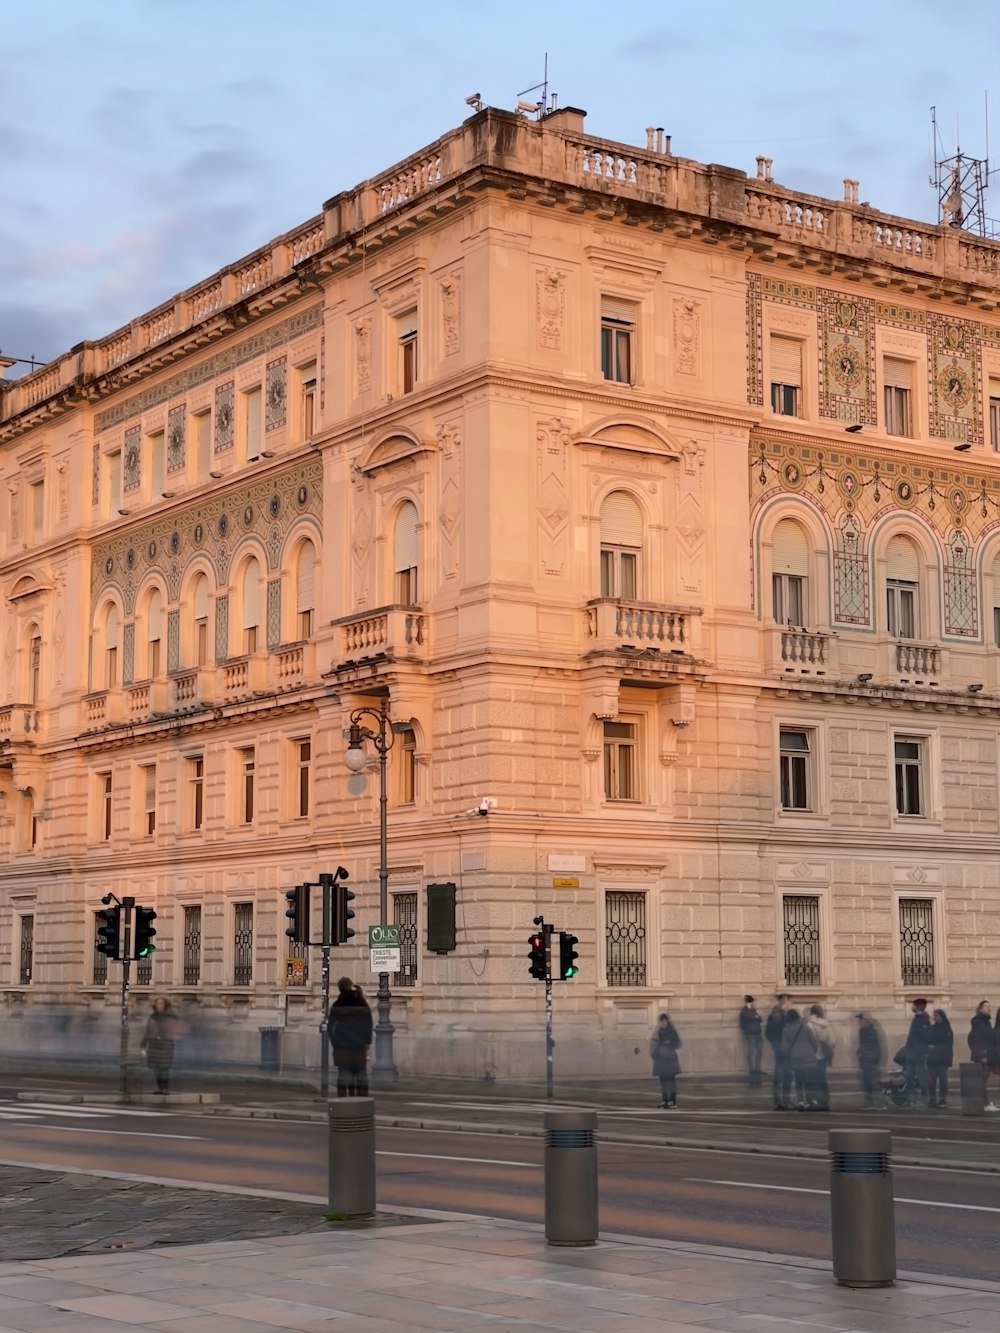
[0,1094,997,1281]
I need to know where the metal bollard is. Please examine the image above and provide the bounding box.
[544,1109,598,1246]
[328,1096,375,1219]
[829,1129,895,1288]
[959,1062,986,1117]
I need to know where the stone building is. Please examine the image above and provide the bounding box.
[3,105,1000,1076]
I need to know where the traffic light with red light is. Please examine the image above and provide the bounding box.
[528,930,549,981]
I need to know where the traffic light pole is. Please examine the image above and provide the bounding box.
[545,964,554,1100]
[318,872,334,1099]
[119,896,134,1100]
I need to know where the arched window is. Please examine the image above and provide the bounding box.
[771,519,810,626]
[885,535,920,639]
[192,574,209,667]
[104,604,120,689]
[394,502,418,605]
[242,558,261,654]
[991,553,1000,649]
[145,589,163,679]
[599,491,642,599]
[296,541,316,639]
[27,630,41,706]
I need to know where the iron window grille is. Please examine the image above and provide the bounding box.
[286,939,309,985]
[182,905,202,986]
[899,898,935,986]
[233,902,253,985]
[393,892,418,987]
[93,913,108,985]
[19,914,34,986]
[605,891,647,987]
[782,894,821,987]
[135,952,153,986]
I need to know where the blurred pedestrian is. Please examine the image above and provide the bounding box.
[650,1013,683,1109]
[926,1008,953,1108]
[967,1001,994,1110]
[856,1012,884,1109]
[141,996,180,1095]
[805,1003,835,1111]
[766,993,793,1110]
[738,995,763,1085]
[327,977,373,1098]
[903,997,931,1109]
[782,1008,815,1110]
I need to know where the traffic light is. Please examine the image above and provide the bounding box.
[96,906,121,960]
[557,931,579,980]
[333,878,355,945]
[285,884,309,945]
[133,906,157,959]
[528,930,549,981]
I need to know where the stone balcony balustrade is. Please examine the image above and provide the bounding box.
[0,704,42,742]
[892,639,942,684]
[767,626,837,677]
[585,598,700,656]
[334,605,428,665]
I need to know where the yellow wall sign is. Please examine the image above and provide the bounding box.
[552,876,580,889]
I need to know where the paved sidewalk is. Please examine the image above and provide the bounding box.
[0,1214,996,1333]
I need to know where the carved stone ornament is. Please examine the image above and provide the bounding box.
[673,297,700,375]
[441,275,461,356]
[536,269,566,351]
[355,318,372,394]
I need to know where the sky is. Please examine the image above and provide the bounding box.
[4,0,1000,375]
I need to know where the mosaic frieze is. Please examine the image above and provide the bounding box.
[123,426,142,494]
[875,301,924,331]
[167,405,186,474]
[267,578,281,649]
[214,382,234,453]
[927,314,982,447]
[746,273,763,407]
[265,356,287,432]
[761,276,815,307]
[94,305,322,434]
[817,290,876,426]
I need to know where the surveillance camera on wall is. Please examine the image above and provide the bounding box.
[465,93,482,109]
[517,100,541,115]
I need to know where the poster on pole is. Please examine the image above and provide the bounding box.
[368,923,401,972]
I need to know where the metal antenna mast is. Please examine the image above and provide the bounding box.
[930,102,992,237]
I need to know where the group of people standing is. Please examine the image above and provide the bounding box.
[753,996,837,1111]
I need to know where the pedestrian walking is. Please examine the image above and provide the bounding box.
[967,1001,995,1110]
[738,995,763,1085]
[650,1013,683,1109]
[805,1003,835,1111]
[766,993,793,1110]
[926,1008,953,1108]
[781,1008,816,1110]
[140,996,180,1095]
[856,1012,884,1109]
[327,977,373,1098]
[903,997,931,1109]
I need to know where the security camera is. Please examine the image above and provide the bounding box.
[477,799,490,816]
[517,99,541,115]
[465,93,482,110]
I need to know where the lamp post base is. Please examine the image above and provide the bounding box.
[371,970,398,1078]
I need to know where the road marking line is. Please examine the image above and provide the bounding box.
[15,1127,204,1141]
[377,1150,535,1168]
[6,1103,166,1118]
[686,1178,1000,1214]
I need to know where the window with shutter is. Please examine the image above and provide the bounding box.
[769,336,803,416]
[771,520,809,625]
[886,536,919,638]
[599,491,642,599]
[193,575,209,665]
[296,542,316,638]
[105,604,119,688]
[394,502,419,604]
[600,297,636,384]
[146,589,162,678]
[244,387,262,461]
[242,559,260,653]
[883,358,913,436]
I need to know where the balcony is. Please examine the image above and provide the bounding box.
[892,640,941,684]
[0,704,41,742]
[767,626,836,677]
[334,605,428,665]
[584,599,699,655]
[219,654,268,699]
[82,690,123,728]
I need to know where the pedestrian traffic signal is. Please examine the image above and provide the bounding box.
[285,884,309,945]
[133,906,157,959]
[333,878,355,945]
[557,931,579,980]
[528,931,549,981]
[96,906,121,960]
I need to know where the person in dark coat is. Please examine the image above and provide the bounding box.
[738,996,763,1085]
[141,996,179,1094]
[903,997,931,1109]
[926,1008,953,1108]
[327,977,373,1097]
[781,1008,816,1110]
[968,1000,996,1110]
[765,994,793,1110]
[650,1013,682,1109]
[856,1012,884,1109]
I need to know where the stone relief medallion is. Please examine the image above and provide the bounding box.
[949,487,967,514]
[837,470,859,500]
[782,460,804,488]
[831,339,864,391]
[937,362,973,410]
[893,478,916,506]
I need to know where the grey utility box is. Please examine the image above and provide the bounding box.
[328,1096,376,1219]
[544,1109,598,1246]
[829,1128,895,1288]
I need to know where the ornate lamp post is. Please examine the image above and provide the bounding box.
[344,699,398,1077]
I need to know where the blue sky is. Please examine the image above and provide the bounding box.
[3,0,999,372]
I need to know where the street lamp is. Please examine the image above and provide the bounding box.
[344,699,398,1077]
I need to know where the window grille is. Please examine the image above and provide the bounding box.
[183,905,202,986]
[782,895,821,986]
[286,939,309,985]
[605,891,647,987]
[135,951,153,986]
[19,915,34,986]
[233,902,253,985]
[92,913,108,985]
[393,892,418,987]
[899,898,935,987]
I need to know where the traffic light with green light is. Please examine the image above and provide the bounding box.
[133,906,157,959]
[557,931,579,980]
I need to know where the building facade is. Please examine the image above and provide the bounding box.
[3,106,1000,1076]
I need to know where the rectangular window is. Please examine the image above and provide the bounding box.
[183,904,202,985]
[393,891,418,987]
[244,386,262,461]
[600,298,635,384]
[233,902,253,985]
[398,726,416,805]
[769,336,802,417]
[899,897,935,987]
[142,764,156,836]
[149,430,165,498]
[149,635,161,680]
[600,547,638,600]
[245,624,258,655]
[30,480,45,542]
[296,738,311,819]
[398,314,418,394]
[19,914,34,985]
[189,756,204,831]
[92,912,109,986]
[29,635,41,706]
[299,362,317,439]
[104,450,121,520]
[195,410,212,477]
[603,720,638,801]
[990,380,1000,452]
[196,616,208,666]
[100,771,113,840]
[887,580,917,639]
[779,728,812,811]
[772,573,806,626]
[240,747,255,824]
[106,641,118,689]
[395,565,418,606]
[605,890,647,987]
[782,894,821,986]
[883,358,913,436]
[994,605,1000,649]
[894,737,924,816]
[136,951,153,987]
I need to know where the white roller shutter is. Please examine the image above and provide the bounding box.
[245,388,262,460]
[772,519,809,574]
[600,491,642,546]
[147,590,162,640]
[884,358,913,390]
[886,536,919,581]
[296,542,316,614]
[394,503,418,572]
[601,296,637,324]
[242,559,260,629]
[105,604,119,650]
[193,576,208,621]
[770,336,802,386]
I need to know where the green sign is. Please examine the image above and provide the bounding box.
[368,924,401,949]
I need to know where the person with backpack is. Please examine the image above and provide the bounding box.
[926,1008,953,1109]
[805,1003,835,1110]
[781,1008,816,1110]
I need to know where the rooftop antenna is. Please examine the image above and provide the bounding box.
[930,101,992,237]
[517,52,555,117]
